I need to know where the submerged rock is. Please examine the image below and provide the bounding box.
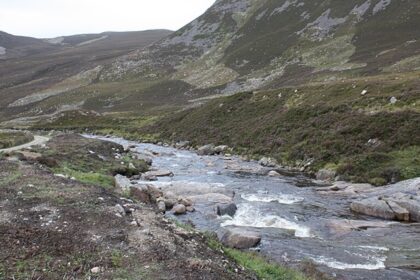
[143,169,174,177]
[216,203,237,217]
[220,228,261,249]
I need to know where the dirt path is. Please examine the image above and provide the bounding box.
[0,135,49,153]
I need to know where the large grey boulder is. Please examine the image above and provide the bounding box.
[114,175,132,190]
[172,204,187,215]
[220,228,261,249]
[351,197,397,220]
[197,144,216,156]
[351,195,417,222]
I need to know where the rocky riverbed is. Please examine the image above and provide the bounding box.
[89,135,420,280]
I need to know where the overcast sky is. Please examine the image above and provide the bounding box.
[0,0,216,38]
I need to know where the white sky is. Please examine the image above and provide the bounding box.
[0,0,216,38]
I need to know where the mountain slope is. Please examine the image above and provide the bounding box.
[0,30,171,123]
[102,0,420,94]
[2,0,419,122]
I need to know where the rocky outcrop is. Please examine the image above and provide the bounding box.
[220,228,261,249]
[316,169,336,181]
[351,195,419,222]
[258,157,277,168]
[197,144,216,156]
[114,174,132,190]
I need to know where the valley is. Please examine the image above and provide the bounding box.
[0,0,419,279]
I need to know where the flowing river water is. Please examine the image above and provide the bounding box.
[89,136,420,280]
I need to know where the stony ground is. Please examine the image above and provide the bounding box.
[0,135,255,280]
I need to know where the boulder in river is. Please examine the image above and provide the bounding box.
[172,204,187,215]
[220,228,261,249]
[350,196,416,222]
[143,169,174,177]
[216,203,237,217]
[178,197,193,207]
[268,170,281,177]
[197,144,216,156]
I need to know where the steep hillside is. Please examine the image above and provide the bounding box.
[102,0,420,94]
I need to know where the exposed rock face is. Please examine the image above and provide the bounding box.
[114,174,131,190]
[220,228,261,249]
[216,203,238,217]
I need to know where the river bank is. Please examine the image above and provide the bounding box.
[89,134,420,280]
[0,133,315,280]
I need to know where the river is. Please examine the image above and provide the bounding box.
[89,135,420,280]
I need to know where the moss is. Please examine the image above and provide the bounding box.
[56,166,114,188]
[224,249,308,280]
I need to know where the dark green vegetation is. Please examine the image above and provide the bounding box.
[0,130,33,149]
[26,134,148,188]
[145,77,420,185]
